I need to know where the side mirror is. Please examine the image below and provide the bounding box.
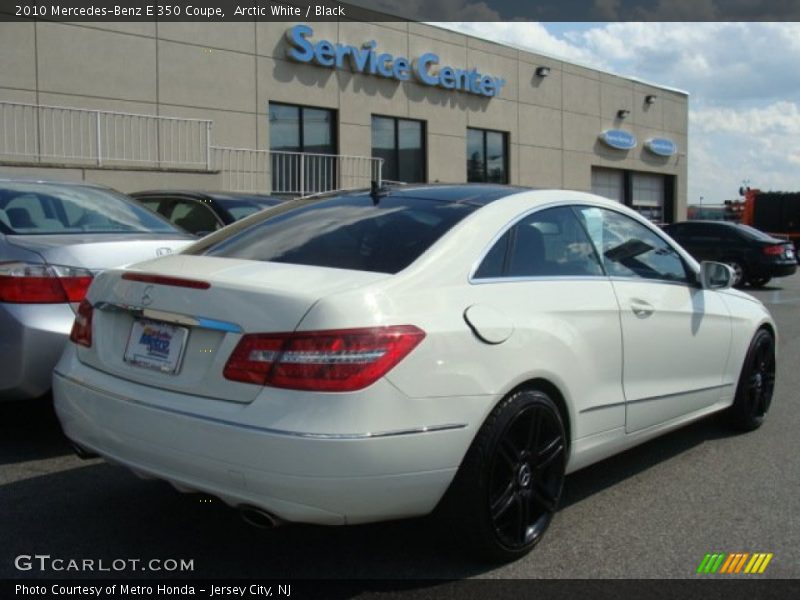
[699,261,734,290]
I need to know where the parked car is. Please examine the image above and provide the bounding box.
[54,185,776,562]
[663,220,797,288]
[130,190,283,236]
[0,178,194,401]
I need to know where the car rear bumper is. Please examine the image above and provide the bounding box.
[0,302,74,401]
[751,262,797,279]
[53,347,487,525]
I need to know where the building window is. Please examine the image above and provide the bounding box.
[467,128,509,184]
[371,116,425,183]
[269,102,336,194]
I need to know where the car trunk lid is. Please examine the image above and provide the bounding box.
[77,254,389,403]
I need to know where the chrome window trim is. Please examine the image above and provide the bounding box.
[469,199,700,288]
[54,371,466,440]
[468,199,597,284]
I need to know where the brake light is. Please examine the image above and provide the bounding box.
[122,272,210,289]
[69,299,94,348]
[763,245,785,256]
[224,326,426,391]
[0,262,93,303]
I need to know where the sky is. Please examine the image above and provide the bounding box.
[438,21,800,205]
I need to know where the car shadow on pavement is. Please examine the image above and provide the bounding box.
[561,412,738,509]
[0,395,73,466]
[0,411,744,582]
[0,462,480,581]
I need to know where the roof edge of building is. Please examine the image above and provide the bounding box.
[425,22,690,97]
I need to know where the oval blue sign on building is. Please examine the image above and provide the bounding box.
[645,138,677,157]
[599,129,637,150]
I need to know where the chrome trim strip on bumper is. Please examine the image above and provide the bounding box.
[54,371,467,440]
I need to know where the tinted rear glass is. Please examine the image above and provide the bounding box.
[217,199,280,221]
[0,183,178,235]
[737,224,781,242]
[199,192,477,273]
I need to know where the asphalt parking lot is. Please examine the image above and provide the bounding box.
[2,276,799,581]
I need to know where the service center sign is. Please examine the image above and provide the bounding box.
[285,24,506,98]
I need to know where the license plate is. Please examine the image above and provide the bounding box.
[786,247,795,259]
[124,318,188,374]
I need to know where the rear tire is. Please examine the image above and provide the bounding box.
[440,388,567,563]
[728,329,775,431]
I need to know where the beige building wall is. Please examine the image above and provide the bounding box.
[0,20,688,217]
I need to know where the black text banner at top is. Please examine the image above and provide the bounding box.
[3,0,800,22]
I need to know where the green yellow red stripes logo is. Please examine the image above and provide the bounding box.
[697,552,773,574]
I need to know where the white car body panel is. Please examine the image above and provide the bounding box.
[53,188,776,526]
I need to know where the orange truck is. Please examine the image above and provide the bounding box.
[740,188,800,248]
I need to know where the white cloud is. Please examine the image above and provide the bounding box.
[569,22,800,105]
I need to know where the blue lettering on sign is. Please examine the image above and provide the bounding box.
[599,129,637,150]
[645,138,677,157]
[285,24,506,98]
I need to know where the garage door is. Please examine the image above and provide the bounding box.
[591,167,624,203]
[631,172,664,222]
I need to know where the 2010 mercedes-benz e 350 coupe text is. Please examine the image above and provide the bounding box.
[53,185,777,562]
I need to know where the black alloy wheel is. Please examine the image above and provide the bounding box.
[725,260,746,287]
[440,389,567,562]
[729,329,776,431]
[488,401,565,550]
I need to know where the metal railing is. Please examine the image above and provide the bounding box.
[213,147,383,195]
[0,101,212,169]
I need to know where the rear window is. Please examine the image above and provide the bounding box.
[197,192,477,274]
[737,224,781,242]
[218,199,280,221]
[0,183,179,235]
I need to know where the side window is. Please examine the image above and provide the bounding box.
[137,197,167,216]
[169,200,221,235]
[474,206,604,279]
[578,207,690,283]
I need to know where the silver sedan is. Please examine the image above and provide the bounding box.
[0,178,193,401]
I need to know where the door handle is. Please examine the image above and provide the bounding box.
[630,299,654,318]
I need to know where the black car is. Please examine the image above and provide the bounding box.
[663,220,797,287]
[131,190,283,236]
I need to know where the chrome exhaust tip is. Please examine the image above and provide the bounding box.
[239,505,281,529]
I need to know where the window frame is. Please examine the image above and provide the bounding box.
[268,101,338,155]
[469,202,698,286]
[467,127,510,184]
[371,114,427,183]
[576,205,696,286]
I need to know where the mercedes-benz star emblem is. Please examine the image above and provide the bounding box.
[141,285,154,307]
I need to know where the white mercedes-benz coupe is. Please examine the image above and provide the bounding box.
[53,185,776,561]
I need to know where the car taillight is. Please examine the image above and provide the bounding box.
[763,245,784,256]
[69,299,94,348]
[0,262,93,303]
[223,326,426,392]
